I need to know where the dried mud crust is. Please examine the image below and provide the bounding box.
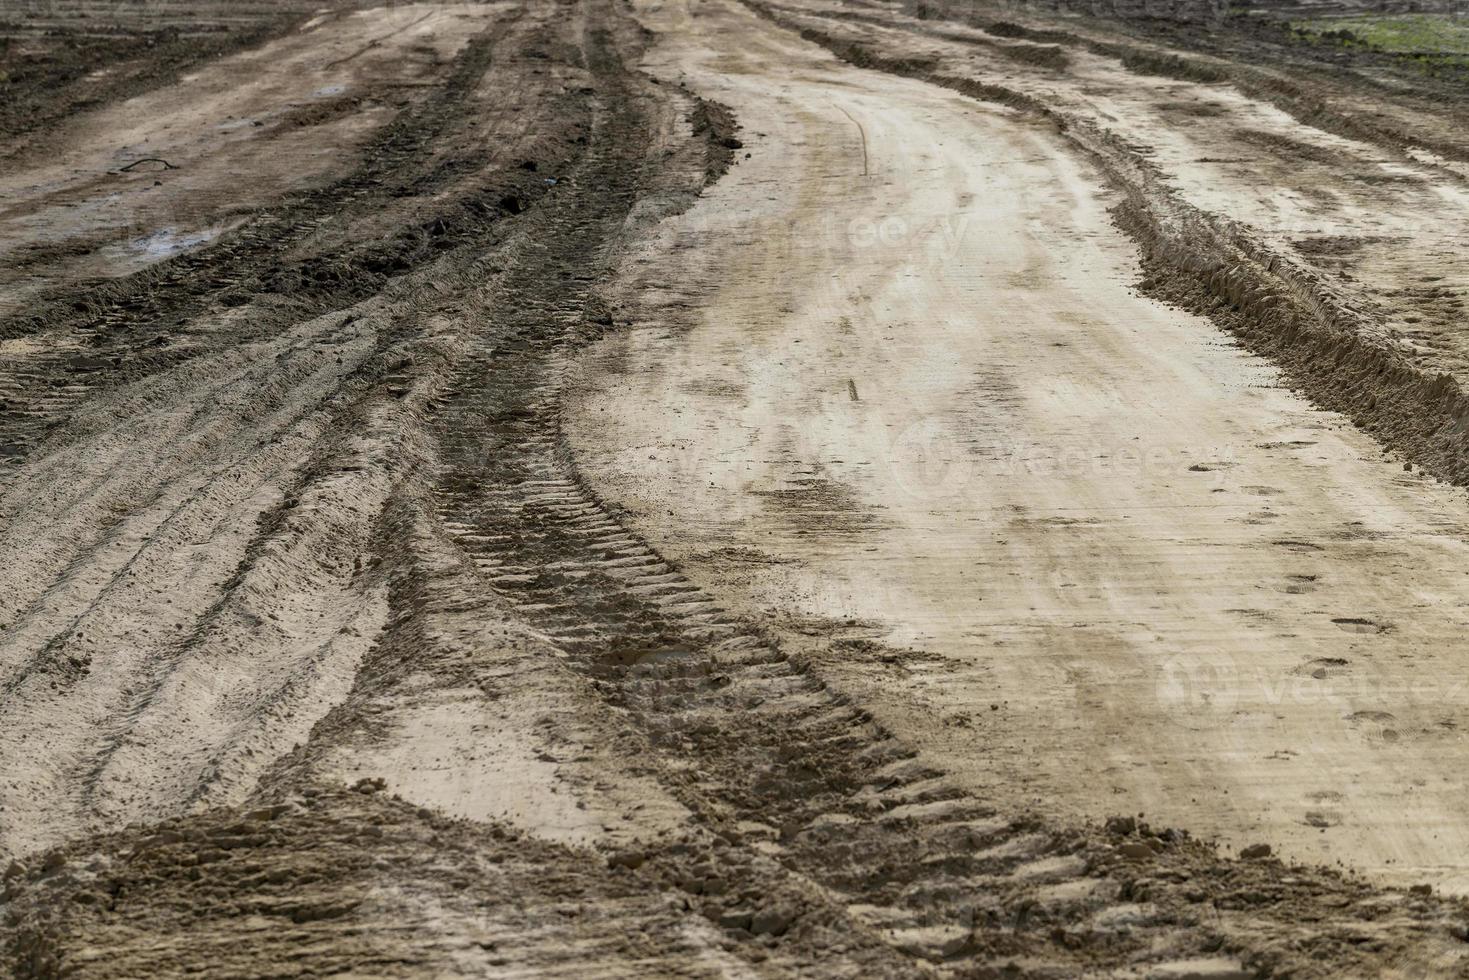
[743,0,1469,492]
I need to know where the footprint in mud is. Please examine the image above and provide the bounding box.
[1226,607,1275,628]
[1331,522,1387,542]
[1243,485,1284,496]
[1281,573,1318,595]
[1347,710,1396,724]
[1345,710,1402,743]
[1331,617,1390,635]
[1294,656,1348,679]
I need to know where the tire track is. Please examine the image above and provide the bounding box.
[422,2,1469,976]
[0,5,552,472]
[0,2,594,861]
[742,0,1469,489]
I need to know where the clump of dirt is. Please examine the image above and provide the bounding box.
[994,39,1072,69]
[1234,124,1339,163]
[983,18,1087,45]
[688,96,742,181]
[0,785,756,978]
[1120,48,1229,82]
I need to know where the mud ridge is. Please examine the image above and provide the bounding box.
[744,0,1469,492]
[2,785,759,978]
[893,0,1469,173]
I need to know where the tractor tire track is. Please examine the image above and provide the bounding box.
[413,3,1469,977]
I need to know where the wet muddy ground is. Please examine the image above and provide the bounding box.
[3,0,1469,976]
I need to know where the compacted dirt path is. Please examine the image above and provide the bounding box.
[569,0,1469,893]
[3,0,1469,976]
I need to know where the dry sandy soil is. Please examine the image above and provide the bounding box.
[3,0,1469,976]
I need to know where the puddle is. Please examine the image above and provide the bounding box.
[130,226,220,260]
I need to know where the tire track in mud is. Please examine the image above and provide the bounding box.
[742,0,1469,492]
[0,4,554,471]
[0,4,317,148]
[847,0,1469,179]
[415,6,1469,979]
[0,2,594,862]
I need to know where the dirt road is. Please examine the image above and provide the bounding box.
[570,0,1469,891]
[3,0,1469,976]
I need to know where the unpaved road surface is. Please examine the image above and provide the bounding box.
[3,0,1469,976]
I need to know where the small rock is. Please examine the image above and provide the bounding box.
[1410,883,1432,896]
[1239,843,1272,860]
[1119,842,1154,860]
[1106,815,1137,836]
[750,904,795,936]
[606,851,644,871]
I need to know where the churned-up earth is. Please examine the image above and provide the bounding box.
[3,0,1469,975]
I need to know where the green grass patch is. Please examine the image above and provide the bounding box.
[1290,14,1469,76]
[1293,14,1469,55]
